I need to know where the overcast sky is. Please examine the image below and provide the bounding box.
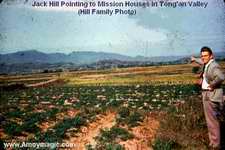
[0,0,225,56]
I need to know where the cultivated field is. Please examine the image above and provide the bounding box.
[0,62,225,150]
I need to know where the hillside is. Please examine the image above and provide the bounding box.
[0,50,224,74]
[0,50,134,64]
[0,50,187,64]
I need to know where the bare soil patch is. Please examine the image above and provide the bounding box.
[63,111,161,150]
[119,112,161,150]
[64,111,116,150]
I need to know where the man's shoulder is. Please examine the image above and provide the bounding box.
[210,60,220,68]
[208,60,223,72]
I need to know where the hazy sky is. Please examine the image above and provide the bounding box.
[0,0,225,56]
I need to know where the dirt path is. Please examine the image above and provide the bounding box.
[64,111,116,150]
[119,112,160,150]
[62,111,160,150]
[26,78,59,87]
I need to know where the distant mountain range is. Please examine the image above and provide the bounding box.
[0,50,224,74]
[0,50,187,64]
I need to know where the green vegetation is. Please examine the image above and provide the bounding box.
[153,139,178,150]
[0,83,202,148]
[96,126,134,142]
[117,107,144,127]
[87,143,125,150]
[1,63,224,149]
[92,126,133,150]
[35,115,86,143]
[152,95,210,149]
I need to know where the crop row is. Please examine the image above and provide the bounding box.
[0,84,202,147]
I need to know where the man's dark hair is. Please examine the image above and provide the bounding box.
[201,46,213,55]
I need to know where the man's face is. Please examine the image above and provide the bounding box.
[201,51,213,64]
